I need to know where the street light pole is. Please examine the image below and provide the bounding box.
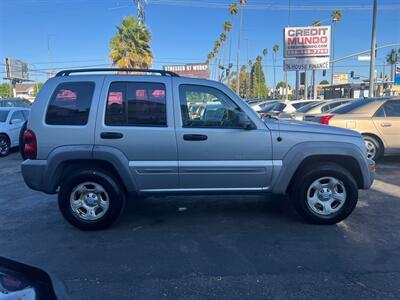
[369,0,378,97]
[236,4,244,96]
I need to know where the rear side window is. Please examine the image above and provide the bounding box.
[105,82,167,127]
[46,82,95,125]
[383,100,400,117]
[333,99,375,114]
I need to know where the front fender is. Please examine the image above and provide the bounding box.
[271,141,374,194]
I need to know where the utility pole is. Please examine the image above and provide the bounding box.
[47,35,55,78]
[236,3,244,96]
[369,0,378,97]
[304,71,308,100]
[136,0,146,25]
[312,70,317,99]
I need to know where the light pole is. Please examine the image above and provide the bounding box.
[369,0,378,97]
[236,3,244,96]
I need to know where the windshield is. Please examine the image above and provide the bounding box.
[0,110,9,122]
[332,99,376,114]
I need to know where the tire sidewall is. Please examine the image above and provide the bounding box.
[293,166,358,225]
[58,170,125,230]
[19,121,27,160]
[363,135,382,161]
[0,134,10,157]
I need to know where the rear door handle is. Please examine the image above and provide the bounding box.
[381,122,392,127]
[100,132,124,139]
[183,134,208,141]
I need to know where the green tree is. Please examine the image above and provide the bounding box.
[251,56,268,98]
[0,83,12,98]
[33,82,43,97]
[109,16,153,69]
[230,65,250,98]
[386,49,400,81]
[320,79,329,85]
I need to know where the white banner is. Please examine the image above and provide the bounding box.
[284,26,331,58]
[284,57,330,71]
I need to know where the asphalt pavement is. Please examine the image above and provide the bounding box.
[1,149,400,300]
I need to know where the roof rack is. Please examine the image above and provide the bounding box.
[55,68,180,77]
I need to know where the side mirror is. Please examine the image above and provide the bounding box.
[10,118,23,125]
[236,112,256,130]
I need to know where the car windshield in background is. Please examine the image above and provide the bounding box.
[271,102,286,112]
[296,102,321,113]
[332,99,376,114]
[0,99,31,108]
[0,110,9,122]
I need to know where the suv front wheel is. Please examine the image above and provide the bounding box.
[58,169,125,230]
[291,163,358,225]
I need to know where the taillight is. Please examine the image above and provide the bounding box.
[23,130,37,160]
[319,115,333,125]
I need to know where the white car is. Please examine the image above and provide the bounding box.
[268,100,322,115]
[0,107,30,157]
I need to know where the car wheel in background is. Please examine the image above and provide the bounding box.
[363,135,382,161]
[19,121,27,160]
[58,169,126,230]
[0,134,10,157]
[291,163,358,225]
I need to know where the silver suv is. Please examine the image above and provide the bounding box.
[21,69,375,230]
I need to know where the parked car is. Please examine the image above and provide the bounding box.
[250,100,280,112]
[22,68,374,230]
[0,107,30,157]
[267,100,322,116]
[281,99,353,120]
[308,97,400,160]
[0,98,31,108]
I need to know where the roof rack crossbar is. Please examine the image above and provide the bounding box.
[55,68,180,77]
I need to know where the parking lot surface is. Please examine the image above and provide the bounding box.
[1,150,400,299]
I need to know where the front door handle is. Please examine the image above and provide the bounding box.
[100,132,124,139]
[381,122,392,127]
[183,134,208,141]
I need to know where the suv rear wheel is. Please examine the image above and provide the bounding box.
[58,169,125,230]
[291,163,358,225]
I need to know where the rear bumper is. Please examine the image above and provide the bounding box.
[364,159,375,189]
[21,160,53,194]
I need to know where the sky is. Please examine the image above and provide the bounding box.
[0,0,399,87]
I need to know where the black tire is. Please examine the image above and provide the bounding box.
[0,134,10,157]
[58,169,126,230]
[291,163,358,225]
[363,135,382,161]
[19,121,27,160]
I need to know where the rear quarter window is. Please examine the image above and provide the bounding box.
[45,82,95,125]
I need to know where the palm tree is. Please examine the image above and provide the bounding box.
[207,52,215,79]
[109,16,153,69]
[386,49,400,81]
[330,10,342,85]
[236,0,247,95]
[312,20,322,26]
[213,41,221,81]
[223,22,232,81]
[263,48,268,91]
[228,3,239,85]
[272,45,279,97]
[218,32,226,81]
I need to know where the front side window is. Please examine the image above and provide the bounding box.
[46,82,95,125]
[105,82,167,127]
[179,85,243,128]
